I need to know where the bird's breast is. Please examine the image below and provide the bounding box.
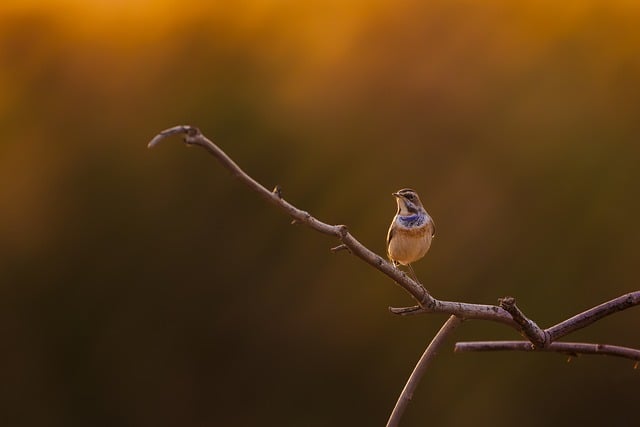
[387,224,432,265]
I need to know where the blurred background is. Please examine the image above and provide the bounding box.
[1,0,639,425]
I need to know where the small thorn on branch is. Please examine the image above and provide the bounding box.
[330,244,351,254]
[565,351,578,362]
[272,185,283,198]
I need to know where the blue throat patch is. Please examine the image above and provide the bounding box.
[398,213,426,228]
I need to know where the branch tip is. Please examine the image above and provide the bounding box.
[498,296,515,307]
[330,244,350,254]
[389,305,426,316]
[499,296,547,348]
[147,125,199,149]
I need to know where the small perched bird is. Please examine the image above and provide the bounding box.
[386,188,435,282]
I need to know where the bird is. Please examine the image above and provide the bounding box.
[386,188,436,282]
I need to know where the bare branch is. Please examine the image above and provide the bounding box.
[149,125,432,307]
[499,297,548,348]
[454,340,640,362]
[148,127,640,339]
[390,300,518,328]
[546,291,640,341]
[387,315,462,427]
[149,126,640,426]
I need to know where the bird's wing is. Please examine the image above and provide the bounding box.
[386,224,395,246]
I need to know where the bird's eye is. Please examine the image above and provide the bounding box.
[405,194,414,200]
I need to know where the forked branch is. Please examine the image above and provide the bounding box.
[149,125,640,426]
[149,126,521,327]
[148,125,640,353]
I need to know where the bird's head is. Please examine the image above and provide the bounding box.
[392,188,424,215]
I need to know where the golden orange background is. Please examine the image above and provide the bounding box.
[1,1,639,426]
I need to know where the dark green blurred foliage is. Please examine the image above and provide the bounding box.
[1,1,639,426]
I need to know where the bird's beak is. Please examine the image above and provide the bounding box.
[392,192,400,197]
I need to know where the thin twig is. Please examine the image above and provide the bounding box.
[454,340,640,362]
[387,315,462,427]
